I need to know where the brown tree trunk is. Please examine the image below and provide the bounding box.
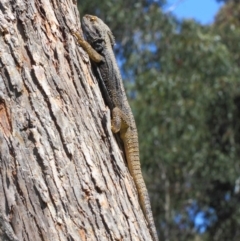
[0,1,152,240]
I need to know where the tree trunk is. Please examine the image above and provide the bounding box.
[0,1,152,240]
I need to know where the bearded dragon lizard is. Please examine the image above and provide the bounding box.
[73,15,159,241]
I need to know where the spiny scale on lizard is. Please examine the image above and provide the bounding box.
[73,14,159,241]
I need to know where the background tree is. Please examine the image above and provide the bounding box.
[80,0,240,240]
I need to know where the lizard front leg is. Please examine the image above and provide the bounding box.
[72,31,103,63]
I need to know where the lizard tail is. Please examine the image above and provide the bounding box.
[123,133,159,241]
[137,178,159,241]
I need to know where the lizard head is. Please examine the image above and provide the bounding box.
[82,15,115,52]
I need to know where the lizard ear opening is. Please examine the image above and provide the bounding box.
[107,31,115,46]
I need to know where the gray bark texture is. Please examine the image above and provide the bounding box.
[0,0,152,240]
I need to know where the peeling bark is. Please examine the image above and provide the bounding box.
[0,1,152,240]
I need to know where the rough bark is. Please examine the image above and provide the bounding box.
[0,0,152,240]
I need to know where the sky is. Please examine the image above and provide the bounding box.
[166,0,224,24]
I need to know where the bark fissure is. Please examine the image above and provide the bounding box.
[29,67,72,159]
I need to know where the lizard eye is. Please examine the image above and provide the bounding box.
[90,17,96,22]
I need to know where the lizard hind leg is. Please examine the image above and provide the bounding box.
[111,107,130,133]
[111,107,122,133]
